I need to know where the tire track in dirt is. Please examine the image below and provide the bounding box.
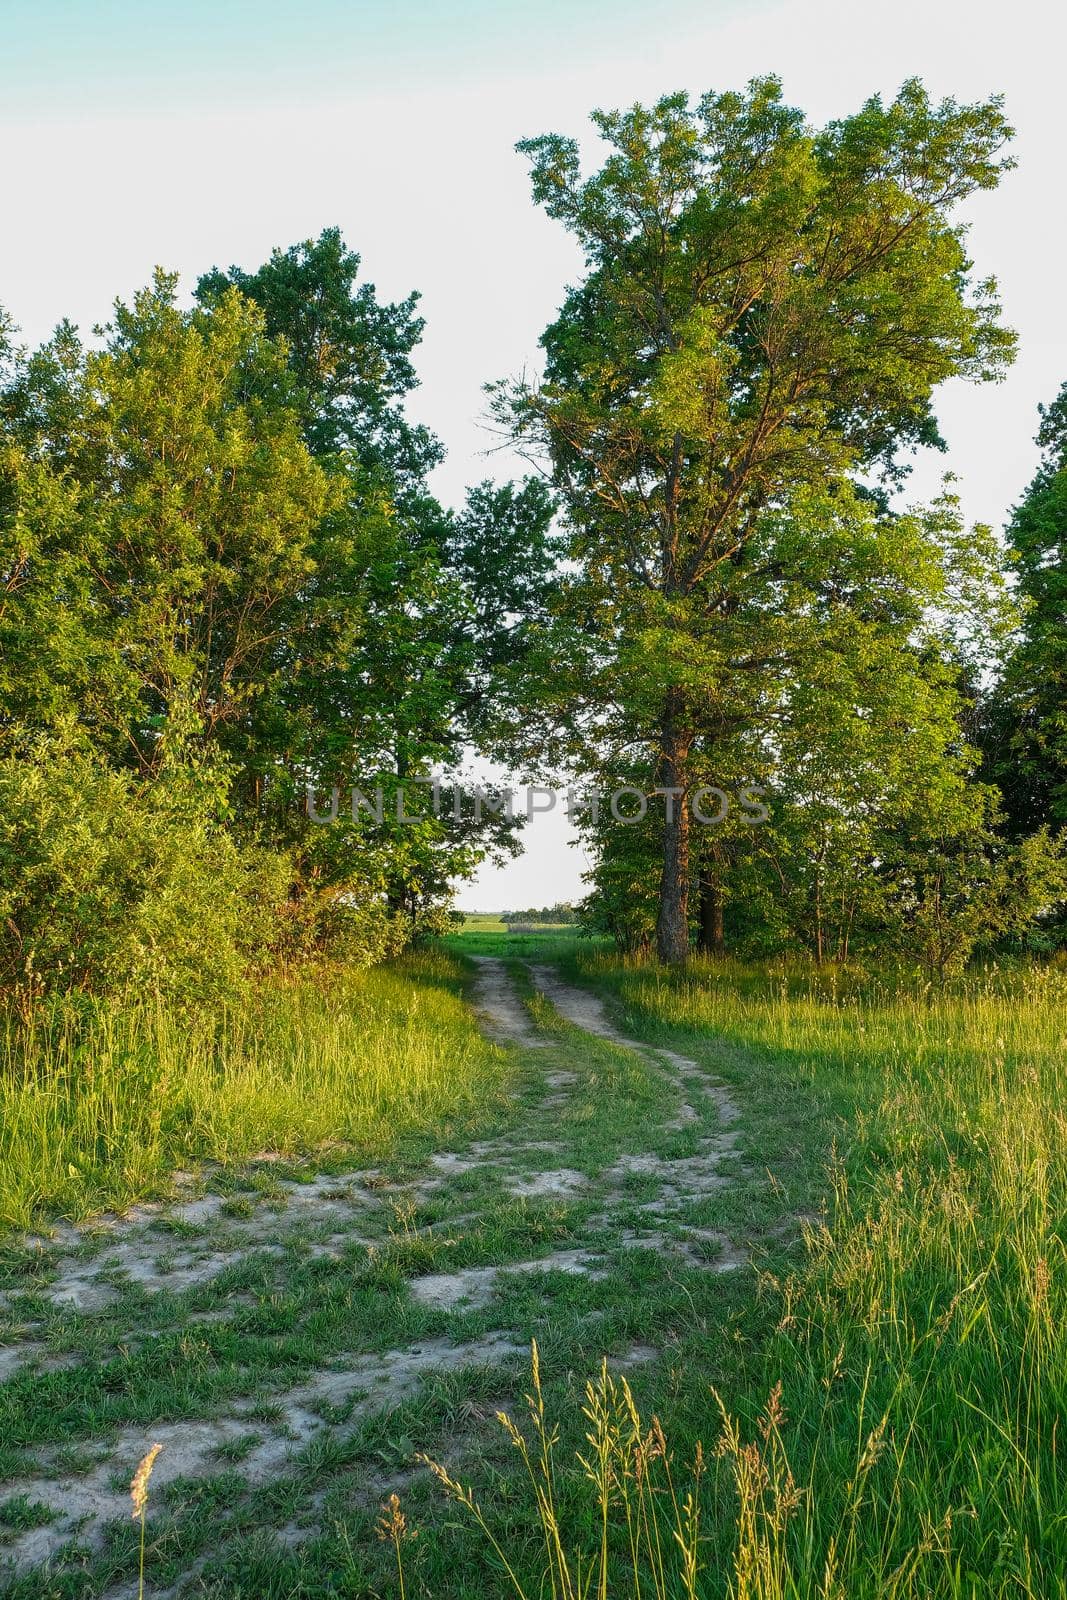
[527,964,740,1118]
[470,955,549,1048]
[0,956,744,1583]
[526,963,743,1211]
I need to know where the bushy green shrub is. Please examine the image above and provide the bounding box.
[270,882,408,969]
[0,738,289,1007]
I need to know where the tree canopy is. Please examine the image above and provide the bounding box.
[496,77,1021,960]
[1,85,1063,997]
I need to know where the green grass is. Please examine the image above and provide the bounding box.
[542,951,1067,1598]
[2,946,1065,1597]
[456,915,577,935]
[0,950,515,1231]
[457,912,507,932]
[444,925,598,960]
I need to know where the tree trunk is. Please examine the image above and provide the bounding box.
[655,699,692,964]
[697,867,725,957]
[813,840,827,965]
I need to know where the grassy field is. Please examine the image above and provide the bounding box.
[0,951,515,1231]
[544,950,1067,1597]
[456,913,508,932]
[449,918,586,960]
[0,939,1064,1596]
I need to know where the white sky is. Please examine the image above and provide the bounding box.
[4,0,1064,910]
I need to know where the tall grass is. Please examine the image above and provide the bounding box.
[0,950,511,1230]
[570,956,1067,1595]
[420,1341,707,1600]
[410,957,1066,1594]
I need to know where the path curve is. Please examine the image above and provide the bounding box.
[0,954,747,1585]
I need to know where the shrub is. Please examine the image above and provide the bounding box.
[271,882,408,969]
[0,737,288,1008]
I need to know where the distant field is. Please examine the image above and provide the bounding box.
[450,917,588,958]
[458,913,576,932]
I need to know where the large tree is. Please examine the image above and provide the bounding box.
[497,78,1016,960]
[198,233,558,924]
[572,487,1019,967]
[1,235,558,953]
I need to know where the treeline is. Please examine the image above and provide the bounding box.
[0,232,556,1006]
[4,79,1066,996]
[501,903,578,926]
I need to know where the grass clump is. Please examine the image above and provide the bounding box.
[0,950,512,1230]
[420,1341,707,1600]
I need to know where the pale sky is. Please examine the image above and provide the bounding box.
[4,0,1064,909]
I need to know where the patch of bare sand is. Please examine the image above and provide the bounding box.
[36,1173,380,1313]
[0,1333,523,1573]
[409,1249,604,1311]
[470,956,548,1048]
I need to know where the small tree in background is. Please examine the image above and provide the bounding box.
[985,383,1067,836]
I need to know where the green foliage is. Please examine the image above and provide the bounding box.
[0,234,558,995]
[499,78,1017,961]
[196,226,440,488]
[2,275,329,768]
[882,804,1067,979]
[986,381,1067,833]
[0,733,287,1007]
